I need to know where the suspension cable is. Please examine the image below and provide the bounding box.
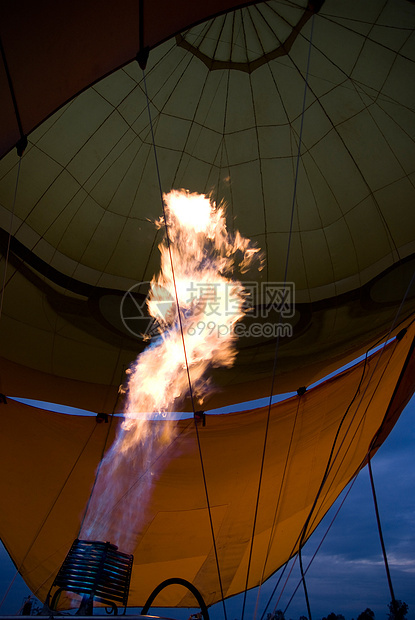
[368,443,397,605]
[141,65,228,620]
[0,155,23,321]
[294,26,316,619]
[281,334,395,614]
[283,297,414,617]
[281,476,357,615]
[293,344,380,617]
[242,13,316,620]
[254,396,302,620]
[0,35,27,323]
[262,322,403,616]
[297,272,415,556]
[255,10,415,617]
[268,349,370,619]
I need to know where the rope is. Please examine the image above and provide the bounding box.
[292,346,373,616]
[0,34,27,155]
[282,476,357,615]
[299,275,415,546]
[243,14,316,620]
[254,396,301,620]
[290,264,413,616]
[367,453,397,605]
[300,277,415,554]
[259,474,357,619]
[0,156,23,321]
[261,319,394,616]
[259,349,369,619]
[293,22,317,620]
[281,293,414,617]
[283,367,413,616]
[141,66,228,620]
[363,316,414,612]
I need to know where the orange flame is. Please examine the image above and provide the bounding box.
[80,190,261,551]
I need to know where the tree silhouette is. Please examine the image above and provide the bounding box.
[265,612,285,620]
[322,613,345,620]
[387,600,408,620]
[357,608,375,620]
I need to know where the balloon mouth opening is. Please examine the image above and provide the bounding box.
[45,538,134,614]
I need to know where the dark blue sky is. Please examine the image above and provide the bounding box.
[1,396,414,620]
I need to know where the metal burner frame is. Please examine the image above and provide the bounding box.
[45,539,133,615]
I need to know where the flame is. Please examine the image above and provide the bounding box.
[80,190,261,551]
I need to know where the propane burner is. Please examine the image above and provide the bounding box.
[45,539,134,615]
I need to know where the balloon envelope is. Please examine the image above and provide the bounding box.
[0,0,414,411]
[0,0,415,611]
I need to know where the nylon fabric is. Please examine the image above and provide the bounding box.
[0,322,413,608]
[1,0,415,410]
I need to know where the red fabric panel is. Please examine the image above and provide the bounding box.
[0,0,254,157]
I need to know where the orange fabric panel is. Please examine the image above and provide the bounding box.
[0,322,413,608]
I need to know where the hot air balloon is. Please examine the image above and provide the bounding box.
[0,0,414,617]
